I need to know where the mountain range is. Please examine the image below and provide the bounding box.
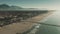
[0,4,23,10]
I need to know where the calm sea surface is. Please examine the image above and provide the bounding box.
[35,11,60,34]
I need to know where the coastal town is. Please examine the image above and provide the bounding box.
[0,10,48,27]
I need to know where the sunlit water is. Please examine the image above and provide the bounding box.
[35,11,60,34]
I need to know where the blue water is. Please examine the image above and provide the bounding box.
[35,11,60,34]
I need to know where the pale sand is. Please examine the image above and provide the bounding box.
[0,11,53,34]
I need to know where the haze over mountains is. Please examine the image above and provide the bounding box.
[0,4,48,10]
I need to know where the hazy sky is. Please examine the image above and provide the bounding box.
[0,0,60,10]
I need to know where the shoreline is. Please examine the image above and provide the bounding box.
[22,11,54,34]
[0,11,53,34]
